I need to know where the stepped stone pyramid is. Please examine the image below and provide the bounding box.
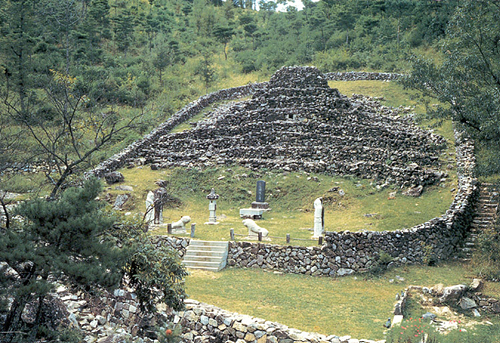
[182,240,229,271]
[141,66,447,188]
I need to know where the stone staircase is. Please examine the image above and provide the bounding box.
[462,183,500,259]
[182,240,229,271]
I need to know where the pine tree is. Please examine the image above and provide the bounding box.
[0,178,125,342]
[0,178,188,341]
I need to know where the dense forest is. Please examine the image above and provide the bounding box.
[0,0,462,189]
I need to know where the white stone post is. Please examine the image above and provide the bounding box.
[312,197,324,239]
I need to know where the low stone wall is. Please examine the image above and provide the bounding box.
[173,299,382,343]
[86,82,268,178]
[226,131,478,276]
[324,72,402,81]
[150,235,190,258]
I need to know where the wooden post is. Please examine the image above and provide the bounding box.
[230,228,235,241]
[318,236,323,245]
[167,223,172,234]
[286,234,290,244]
[258,232,262,241]
[191,224,195,238]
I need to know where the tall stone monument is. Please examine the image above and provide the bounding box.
[240,180,270,219]
[312,197,324,239]
[145,191,155,224]
[153,188,168,225]
[205,188,219,225]
[252,180,269,209]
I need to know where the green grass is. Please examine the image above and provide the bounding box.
[108,165,455,246]
[185,261,491,340]
[329,80,455,142]
[0,173,50,198]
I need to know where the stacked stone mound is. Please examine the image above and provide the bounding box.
[141,66,447,187]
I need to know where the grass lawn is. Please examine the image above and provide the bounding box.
[185,262,500,340]
[108,165,455,246]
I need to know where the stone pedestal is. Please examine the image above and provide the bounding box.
[251,201,269,209]
[240,208,264,219]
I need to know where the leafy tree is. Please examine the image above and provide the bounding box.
[195,54,217,92]
[3,65,140,198]
[153,39,183,84]
[118,225,188,313]
[112,9,135,56]
[195,40,218,92]
[213,25,235,60]
[401,0,500,174]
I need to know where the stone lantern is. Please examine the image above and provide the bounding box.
[205,188,219,225]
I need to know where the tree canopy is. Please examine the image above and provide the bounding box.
[402,0,500,175]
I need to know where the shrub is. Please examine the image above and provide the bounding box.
[369,250,395,275]
[472,215,500,281]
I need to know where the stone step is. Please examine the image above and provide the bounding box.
[184,249,227,258]
[471,223,493,228]
[182,264,221,272]
[474,211,496,216]
[182,240,229,272]
[188,240,229,247]
[183,255,225,263]
[182,260,223,270]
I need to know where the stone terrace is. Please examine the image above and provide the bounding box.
[140,66,446,188]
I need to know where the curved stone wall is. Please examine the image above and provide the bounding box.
[226,130,477,275]
[94,69,476,275]
[87,82,268,178]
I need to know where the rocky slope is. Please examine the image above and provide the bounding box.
[141,66,446,188]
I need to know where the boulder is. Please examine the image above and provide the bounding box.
[104,171,124,184]
[459,297,477,310]
[439,285,467,303]
[113,194,130,210]
[403,185,423,197]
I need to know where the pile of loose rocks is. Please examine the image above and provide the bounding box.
[140,66,446,188]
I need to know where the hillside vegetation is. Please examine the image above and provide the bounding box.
[0,0,460,193]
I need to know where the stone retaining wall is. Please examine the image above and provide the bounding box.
[173,299,382,343]
[225,130,477,276]
[86,82,268,178]
[150,235,190,258]
[324,72,402,81]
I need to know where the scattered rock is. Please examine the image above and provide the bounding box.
[403,185,423,197]
[459,297,477,310]
[115,185,134,191]
[469,278,483,291]
[104,171,124,184]
[113,194,130,210]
